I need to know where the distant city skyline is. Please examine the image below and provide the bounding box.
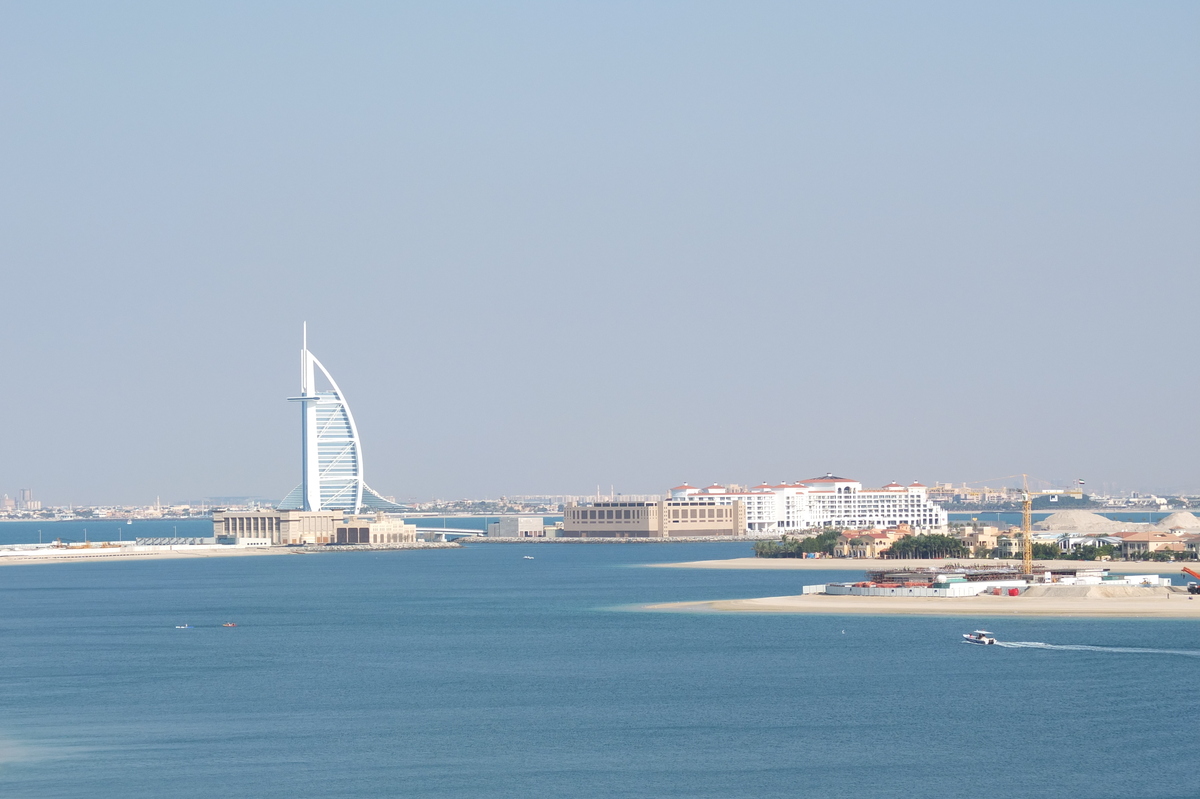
[3,478,1196,512]
[1,3,1197,504]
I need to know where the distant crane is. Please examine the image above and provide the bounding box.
[1019,474,1083,577]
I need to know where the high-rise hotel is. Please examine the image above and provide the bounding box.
[214,327,411,546]
[561,475,947,538]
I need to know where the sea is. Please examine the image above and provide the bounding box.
[1,541,1197,798]
[0,519,213,546]
[0,518,572,546]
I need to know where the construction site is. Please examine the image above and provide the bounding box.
[650,565,1200,618]
[813,565,1174,598]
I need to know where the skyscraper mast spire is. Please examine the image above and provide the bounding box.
[279,325,406,514]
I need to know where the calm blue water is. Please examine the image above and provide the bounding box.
[0,520,212,546]
[1,542,1197,798]
[950,510,1175,526]
[0,518,569,545]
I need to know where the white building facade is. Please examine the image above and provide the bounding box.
[487,517,547,538]
[278,325,405,514]
[668,475,947,536]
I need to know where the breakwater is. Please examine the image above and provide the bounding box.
[295,542,462,552]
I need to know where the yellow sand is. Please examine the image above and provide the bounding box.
[648,591,1200,618]
[0,542,460,565]
[0,547,294,565]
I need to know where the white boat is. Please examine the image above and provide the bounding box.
[963,630,996,645]
[523,556,534,560]
[175,624,193,629]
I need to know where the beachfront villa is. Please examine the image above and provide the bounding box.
[833,525,911,558]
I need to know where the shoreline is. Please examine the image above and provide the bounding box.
[648,557,1189,574]
[646,592,1200,618]
[0,541,460,565]
[461,536,756,544]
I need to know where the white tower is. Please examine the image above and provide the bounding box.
[278,324,404,513]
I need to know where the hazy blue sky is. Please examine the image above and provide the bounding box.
[1,2,1197,504]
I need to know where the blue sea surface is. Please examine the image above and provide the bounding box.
[0,518,572,545]
[0,520,212,546]
[1,542,1196,798]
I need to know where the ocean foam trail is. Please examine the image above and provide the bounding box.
[995,642,1200,658]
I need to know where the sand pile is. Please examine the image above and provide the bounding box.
[1033,510,1143,532]
[1020,584,1176,598]
[1032,509,1200,534]
[1155,511,1200,530]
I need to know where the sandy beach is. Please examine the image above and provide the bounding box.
[649,557,1186,574]
[647,591,1200,618]
[0,546,296,565]
[0,542,459,565]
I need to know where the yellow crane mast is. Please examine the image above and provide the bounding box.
[1020,474,1084,577]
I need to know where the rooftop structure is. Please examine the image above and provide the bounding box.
[278,325,404,514]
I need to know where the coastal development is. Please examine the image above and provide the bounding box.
[0,332,450,562]
[647,558,1200,618]
[561,476,946,538]
[4,328,1200,569]
[6,5,1194,796]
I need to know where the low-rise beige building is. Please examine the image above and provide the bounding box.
[214,510,338,545]
[336,514,418,545]
[213,510,416,545]
[1115,530,1188,558]
[834,531,894,558]
[993,531,1025,558]
[561,499,746,538]
[956,525,1001,555]
[833,524,912,558]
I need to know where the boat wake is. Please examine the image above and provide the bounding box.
[995,641,1200,658]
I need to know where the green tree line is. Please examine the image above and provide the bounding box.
[753,529,841,558]
[881,533,969,559]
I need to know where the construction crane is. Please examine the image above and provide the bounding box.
[1181,567,1200,595]
[1019,474,1083,577]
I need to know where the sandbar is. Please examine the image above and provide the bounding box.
[0,547,294,565]
[0,542,457,565]
[647,592,1200,618]
[649,557,1183,574]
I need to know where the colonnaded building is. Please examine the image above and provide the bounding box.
[560,475,947,538]
[213,327,415,546]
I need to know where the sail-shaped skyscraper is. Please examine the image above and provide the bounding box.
[277,326,405,513]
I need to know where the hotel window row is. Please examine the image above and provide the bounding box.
[570,508,650,521]
[670,507,731,521]
[223,516,280,535]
